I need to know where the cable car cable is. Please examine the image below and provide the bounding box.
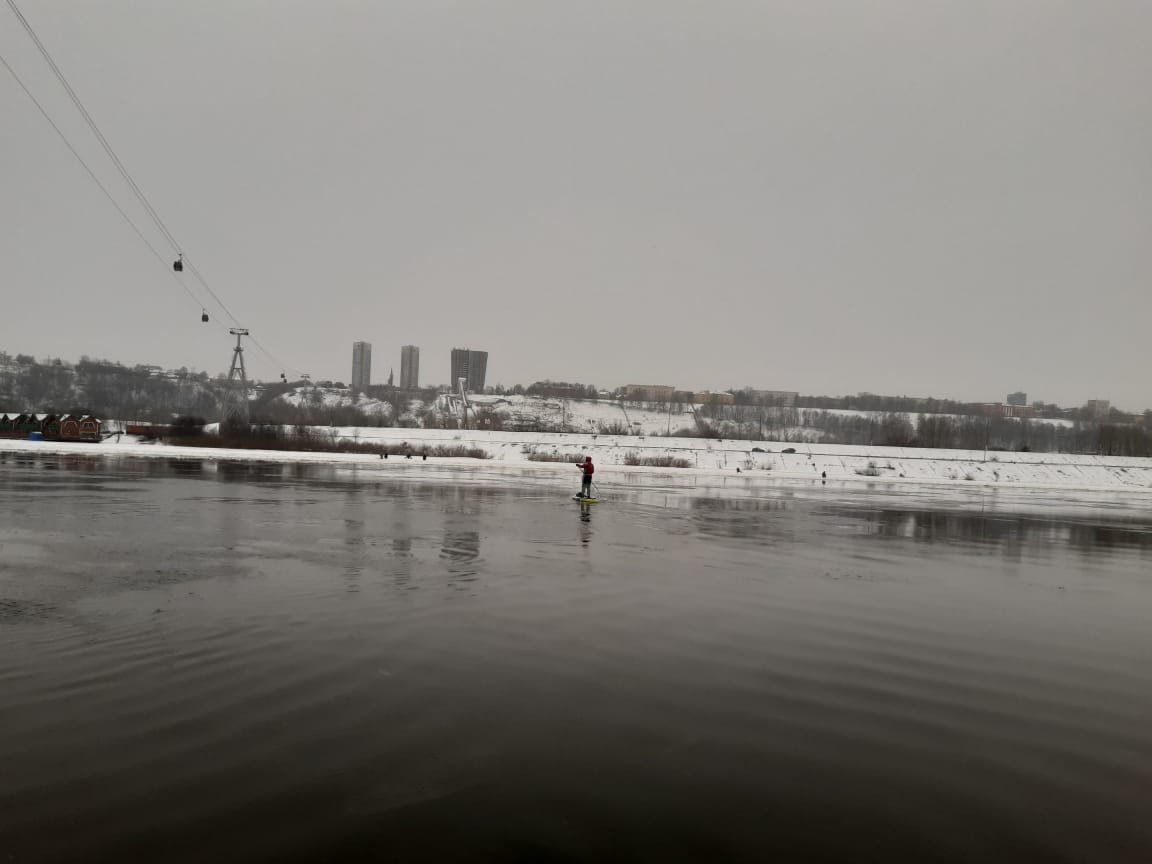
[4,3,309,377]
[6,0,181,253]
[0,48,214,320]
[247,334,305,378]
[7,0,245,332]
[184,261,244,329]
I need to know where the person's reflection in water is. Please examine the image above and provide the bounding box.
[579,502,593,546]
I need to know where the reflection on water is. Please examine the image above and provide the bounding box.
[831,504,1152,556]
[578,503,593,546]
[3,456,1152,862]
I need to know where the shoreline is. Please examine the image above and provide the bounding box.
[3,433,1152,499]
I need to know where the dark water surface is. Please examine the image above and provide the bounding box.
[3,455,1152,863]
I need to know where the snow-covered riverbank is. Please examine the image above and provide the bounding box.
[3,428,1152,497]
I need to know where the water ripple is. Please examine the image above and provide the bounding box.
[4,458,1152,861]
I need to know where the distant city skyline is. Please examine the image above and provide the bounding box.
[3,3,1149,409]
[3,341,1140,415]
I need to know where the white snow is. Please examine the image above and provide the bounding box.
[802,407,1075,428]
[3,426,1152,498]
[264,390,1083,444]
[278,386,393,417]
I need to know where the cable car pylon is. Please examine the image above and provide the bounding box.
[221,328,250,427]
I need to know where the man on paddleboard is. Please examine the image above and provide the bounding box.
[576,456,594,499]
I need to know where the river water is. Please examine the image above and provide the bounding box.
[3,454,1152,862]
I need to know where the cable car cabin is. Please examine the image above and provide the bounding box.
[173,255,184,272]
[201,310,209,322]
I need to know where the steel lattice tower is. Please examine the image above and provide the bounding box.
[221,328,250,426]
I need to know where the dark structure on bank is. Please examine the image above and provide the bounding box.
[0,413,104,441]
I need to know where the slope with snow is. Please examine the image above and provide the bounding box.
[7,421,1149,497]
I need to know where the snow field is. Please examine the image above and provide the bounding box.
[4,424,1150,496]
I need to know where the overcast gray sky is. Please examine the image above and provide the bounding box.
[3,1,1150,408]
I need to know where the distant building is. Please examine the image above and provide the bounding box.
[400,345,420,390]
[450,348,488,392]
[1007,391,1028,406]
[622,384,676,401]
[856,392,930,407]
[750,389,799,407]
[1085,399,1111,419]
[351,341,372,392]
[980,402,1036,419]
[528,381,587,399]
[1031,400,1061,418]
[695,391,735,405]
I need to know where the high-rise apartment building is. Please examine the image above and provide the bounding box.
[450,348,488,393]
[400,345,420,390]
[351,341,372,392]
[1006,391,1027,406]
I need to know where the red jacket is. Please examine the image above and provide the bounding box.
[580,460,594,475]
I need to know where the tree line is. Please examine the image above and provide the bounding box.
[0,354,220,420]
[688,406,1152,457]
[5,353,1150,455]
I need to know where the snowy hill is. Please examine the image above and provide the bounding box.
[275,385,394,420]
